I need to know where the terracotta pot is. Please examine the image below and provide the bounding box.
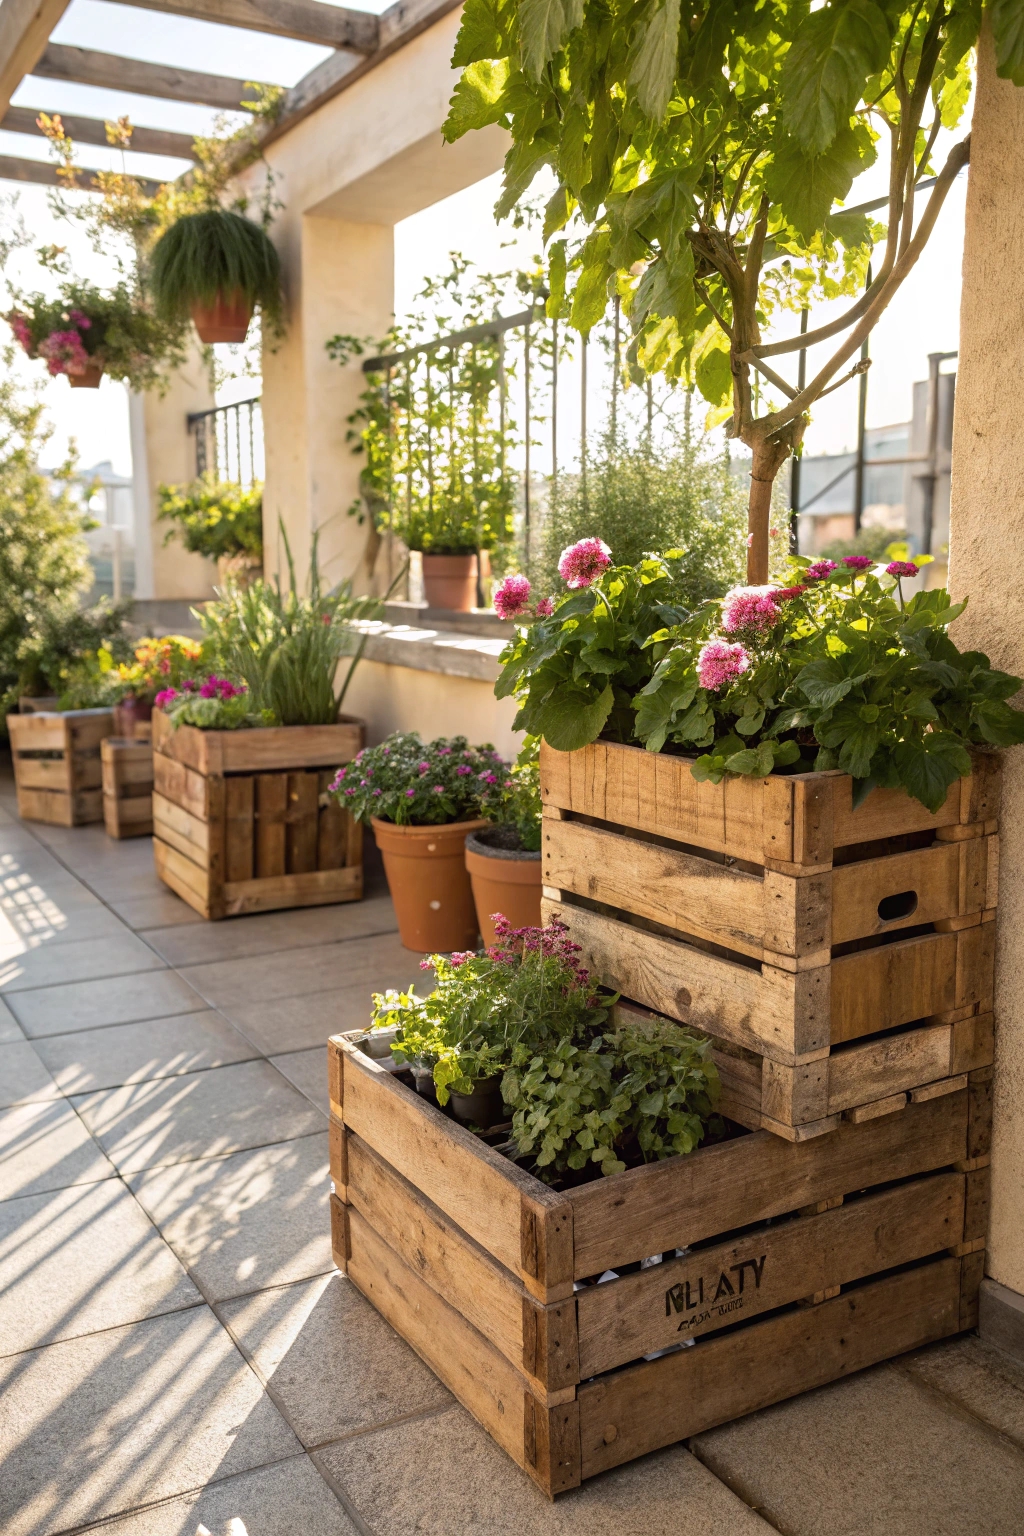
[371,815,487,952]
[422,553,479,612]
[465,831,542,947]
[69,363,103,388]
[191,291,253,344]
[217,552,263,590]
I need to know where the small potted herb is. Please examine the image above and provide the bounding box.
[149,209,283,345]
[332,732,498,951]
[465,735,541,944]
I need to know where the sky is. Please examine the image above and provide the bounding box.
[0,0,972,476]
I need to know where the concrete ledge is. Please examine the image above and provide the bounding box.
[979,1278,1024,1365]
[356,621,506,683]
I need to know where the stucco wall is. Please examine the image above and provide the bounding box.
[344,659,521,755]
[947,34,1024,1297]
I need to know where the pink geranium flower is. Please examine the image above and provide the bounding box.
[886,560,919,578]
[535,596,555,617]
[493,574,532,620]
[697,639,750,691]
[842,555,874,570]
[154,688,179,708]
[776,585,807,599]
[558,537,612,588]
[804,560,838,581]
[39,328,89,377]
[720,585,780,640]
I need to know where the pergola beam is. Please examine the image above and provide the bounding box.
[118,0,379,54]
[0,0,73,116]
[1,105,196,160]
[31,43,272,110]
[0,152,163,196]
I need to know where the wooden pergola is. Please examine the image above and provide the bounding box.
[0,0,458,187]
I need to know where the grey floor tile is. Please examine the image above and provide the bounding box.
[0,1179,200,1356]
[271,1046,329,1115]
[0,996,23,1043]
[220,1271,452,1446]
[0,1100,115,1200]
[130,1132,333,1301]
[317,1403,773,1534]
[0,1038,61,1107]
[73,1455,359,1536]
[9,968,208,1038]
[35,1010,261,1094]
[691,1360,1024,1535]
[178,930,420,1011]
[144,893,399,967]
[218,987,373,1056]
[72,1059,325,1174]
[0,1305,301,1536]
[900,1334,1024,1451]
[0,903,132,951]
[110,890,206,930]
[0,931,163,992]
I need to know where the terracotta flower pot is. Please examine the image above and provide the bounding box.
[69,363,103,388]
[372,815,487,952]
[465,831,542,947]
[191,292,253,344]
[422,553,479,612]
[217,552,263,590]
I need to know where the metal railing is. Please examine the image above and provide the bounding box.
[187,396,264,487]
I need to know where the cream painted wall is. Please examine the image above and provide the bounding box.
[344,659,521,757]
[947,34,1024,1298]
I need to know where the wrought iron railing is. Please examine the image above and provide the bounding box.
[187,396,264,487]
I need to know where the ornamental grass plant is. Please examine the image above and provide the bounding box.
[149,210,283,333]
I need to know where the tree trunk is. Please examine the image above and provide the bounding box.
[746,444,786,583]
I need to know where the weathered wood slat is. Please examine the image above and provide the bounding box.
[224,776,255,882]
[9,710,112,825]
[222,865,360,914]
[118,0,380,51]
[153,836,210,916]
[34,43,261,110]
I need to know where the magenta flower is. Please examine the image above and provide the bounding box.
[805,560,838,581]
[842,555,874,570]
[154,687,179,708]
[455,764,472,776]
[886,560,919,578]
[493,574,532,620]
[373,788,382,796]
[479,771,499,784]
[39,328,89,377]
[344,787,356,796]
[720,585,780,640]
[558,537,612,589]
[67,309,91,330]
[776,585,807,599]
[7,312,32,352]
[199,675,244,700]
[432,785,445,794]
[405,787,416,797]
[450,951,475,967]
[697,639,750,691]
[437,747,452,756]
[418,760,430,774]
[535,596,555,617]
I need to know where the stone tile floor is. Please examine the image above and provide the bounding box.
[2,766,1024,1535]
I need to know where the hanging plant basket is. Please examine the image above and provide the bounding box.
[190,292,254,345]
[150,210,283,344]
[68,363,104,389]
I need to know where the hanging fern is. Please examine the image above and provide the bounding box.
[149,210,283,330]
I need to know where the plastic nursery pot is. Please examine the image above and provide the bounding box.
[190,291,253,344]
[113,695,154,739]
[371,815,487,953]
[464,830,542,949]
[412,1065,439,1105]
[448,1075,505,1129]
[68,364,103,389]
[421,553,479,613]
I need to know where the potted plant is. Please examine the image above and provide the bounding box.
[332,731,501,952]
[104,634,205,737]
[465,734,542,945]
[158,475,263,587]
[149,209,283,345]
[6,278,183,391]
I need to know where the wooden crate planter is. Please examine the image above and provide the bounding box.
[150,709,365,919]
[8,708,113,826]
[327,1032,990,1498]
[101,738,154,839]
[540,741,1000,1138]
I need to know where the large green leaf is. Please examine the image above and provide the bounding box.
[534,682,614,750]
[442,59,510,141]
[519,0,584,79]
[894,735,972,813]
[451,0,515,67]
[694,339,732,407]
[570,233,613,334]
[794,657,860,709]
[628,0,682,122]
[782,0,892,153]
[993,0,1024,85]
[768,122,874,239]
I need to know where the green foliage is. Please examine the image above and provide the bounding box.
[496,554,689,751]
[15,597,134,701]
[473,734,542,849]
[634,561,1024,812]
[149,210,284,332]
[198,526,381,726]
[162,692,271,731]
[333,731,503,826]
[536,427,747,601]
[158,475,263,562]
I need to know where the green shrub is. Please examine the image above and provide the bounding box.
[158,475,263,563]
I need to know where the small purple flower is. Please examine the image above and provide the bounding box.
[479,771,499,784]
[437,747,452,756]
[450,951,474,966]
[373,788,382,796]
[154,687,178,708]
[432,785,445,794]
[842,555,874,570]
[344,787,356,796]
[418,761,430,774]
[886,560,919,578]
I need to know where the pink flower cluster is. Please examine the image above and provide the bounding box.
[7,312,32,352]
[493,574,555,622]
[697,639,750,691]
[199,676,245,700]
[557,537,612,589]
[843,555,874,570]
[776,584,807,599]
[39,328,89,378]
[486,915,593,990]
[887,560,919,578]
[805,560,837,581]
[720,584,781,640]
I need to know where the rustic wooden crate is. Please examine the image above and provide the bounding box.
[8,709,113,826]
[101,737,154,839]
[327,1032,990,1498]
[151,708,365,919]
[540,741,999,1137]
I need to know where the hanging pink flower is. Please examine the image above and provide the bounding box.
[38,328,89,377]
[697,639,750,691]
[558,537,612,588]
[804,560,838,581]
[720,585,780,639]
[6,312,33,353]
[67,309,91,330]
[886,560,919,578]
[493,574,532,620]
[842,555,874,570]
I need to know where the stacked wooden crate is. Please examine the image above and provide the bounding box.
[151,709,364,919]
[8,708,113,826]
[101,738,154,839]
[328,1031,990,1498]
[540,741,999,1139]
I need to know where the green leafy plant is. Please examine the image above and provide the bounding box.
[442,0,1024,584]
[149,209,284,333]
[198,526,381,726]
[160,679,272,731]
[15,596,134,702]
[634,558,1024,811]
[158,475,263,563]
[473,734,541,850]
[333,732,503,826]
[496,553,690,751]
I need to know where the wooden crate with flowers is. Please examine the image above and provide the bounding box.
[494,548,1021,1138]
[326,916,990,1498]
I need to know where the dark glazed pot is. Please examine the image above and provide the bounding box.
[448,1075,505,1129]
